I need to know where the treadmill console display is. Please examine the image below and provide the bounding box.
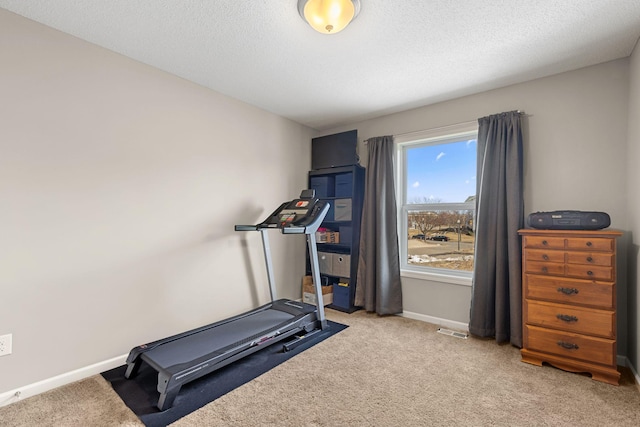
[275,199,315,227]
[260,193,326,230]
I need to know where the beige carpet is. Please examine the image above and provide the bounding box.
[2,309,640,426]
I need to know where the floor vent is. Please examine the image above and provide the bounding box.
[437,328,468,339]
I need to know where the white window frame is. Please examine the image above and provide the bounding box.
[395,122,478,286]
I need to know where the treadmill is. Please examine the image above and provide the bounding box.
[124,190,330,411]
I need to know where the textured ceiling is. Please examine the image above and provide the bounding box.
[2,1,640,130]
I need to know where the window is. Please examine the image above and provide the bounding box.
[396,123,478,283]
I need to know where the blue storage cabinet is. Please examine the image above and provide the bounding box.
[307,164,365,312]
[310,176,335,198]
[324,200,335,221]
[334,173,353,198]
[339,226,352,243]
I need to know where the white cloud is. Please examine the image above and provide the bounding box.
[436,152,446,161]
[467,139,477,147]
[412,181,420,188]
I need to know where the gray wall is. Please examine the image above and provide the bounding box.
[0,10,313,394]
[626,39,640,375]
[320,58,632,358]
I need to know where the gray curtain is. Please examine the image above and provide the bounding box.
[469,111,524,347]
[355,136,403,314]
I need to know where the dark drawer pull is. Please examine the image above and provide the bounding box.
[556,314,578,323]
[557,341,579,350]
[542,240,548,246]
[557,287,579,295]
[541,267,548,273]
[587,271,594,276]
[586,241,593,247]
[586,256,593,263]
[542,254,549,260]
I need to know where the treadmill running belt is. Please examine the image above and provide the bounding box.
[143,309,294,367]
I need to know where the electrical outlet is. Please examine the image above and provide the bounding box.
[0,334,12,356]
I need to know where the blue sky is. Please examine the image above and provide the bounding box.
[406,139,477,203]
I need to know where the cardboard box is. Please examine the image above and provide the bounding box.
[316,231,340,243]
[302,276,333,306]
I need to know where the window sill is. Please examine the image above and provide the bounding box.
[401,268,472,287]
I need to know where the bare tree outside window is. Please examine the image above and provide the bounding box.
[407,207,475,271]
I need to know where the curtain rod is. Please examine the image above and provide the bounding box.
[364,111,528,144]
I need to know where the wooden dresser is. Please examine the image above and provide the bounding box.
[518,228,622,385]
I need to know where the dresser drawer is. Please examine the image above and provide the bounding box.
[525,261,565,276]
[566,237,614,252]
[524,249,565,263]
[566,251,613,267]
[525,325,615,366]
[524,275,614,308]
[525,300,614,338]
[523,236,565,249]
[565,264,614,281]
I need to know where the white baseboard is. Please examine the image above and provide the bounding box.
[0,354,127,408]
[619,356,640,391]
[631,361,640,392]
[400,310,469,332]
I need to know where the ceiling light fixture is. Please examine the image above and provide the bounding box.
[298,0,361,35]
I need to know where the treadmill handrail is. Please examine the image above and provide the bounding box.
[235,225,258,231]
